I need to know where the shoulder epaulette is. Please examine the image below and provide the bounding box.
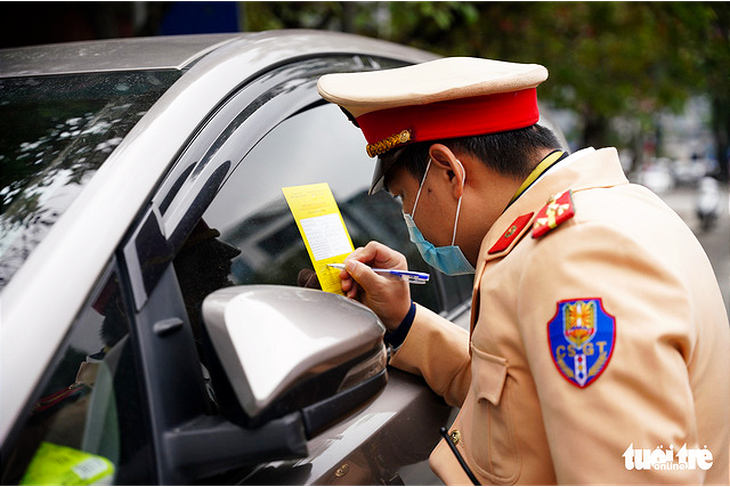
[532,190,575,239]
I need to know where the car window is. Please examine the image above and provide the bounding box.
[0,70,181,290]
[1,261,153,485]
[190,102,470,315]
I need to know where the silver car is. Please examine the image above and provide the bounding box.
[0,31,567,485]
[1,31,479,485]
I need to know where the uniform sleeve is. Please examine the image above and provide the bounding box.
[518,220,704,484]
[389,304,472,407]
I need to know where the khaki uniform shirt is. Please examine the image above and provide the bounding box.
[390,148,730,484]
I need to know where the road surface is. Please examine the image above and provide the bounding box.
[658,184,730,316]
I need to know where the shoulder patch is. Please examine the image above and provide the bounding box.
[547,298,616,388]
[532,190,575,239]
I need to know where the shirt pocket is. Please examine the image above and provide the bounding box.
[465,345,520,484]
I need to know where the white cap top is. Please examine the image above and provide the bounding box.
[318,57,548,118]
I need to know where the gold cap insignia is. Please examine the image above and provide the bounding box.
[366,129,412,158]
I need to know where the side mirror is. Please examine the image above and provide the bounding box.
[202,285,387,438]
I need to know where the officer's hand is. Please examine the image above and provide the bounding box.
[340,241,412,331]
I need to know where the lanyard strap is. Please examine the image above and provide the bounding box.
[507,149,566,207]
[440,427,481,485]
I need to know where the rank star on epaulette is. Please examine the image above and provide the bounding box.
[532,190,575,239]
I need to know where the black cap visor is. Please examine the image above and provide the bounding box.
[369,147,406,195]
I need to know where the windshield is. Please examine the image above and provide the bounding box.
[0,70,181,290]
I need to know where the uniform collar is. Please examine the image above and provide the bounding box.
[506,149,567,208]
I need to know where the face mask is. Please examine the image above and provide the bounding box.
[402,158,475,276]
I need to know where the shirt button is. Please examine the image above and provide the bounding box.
[450,429,461,445]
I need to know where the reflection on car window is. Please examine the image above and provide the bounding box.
[200,103,445,311]
[173,219,241,353]
[1,262,153,485]
[0,70,181,290]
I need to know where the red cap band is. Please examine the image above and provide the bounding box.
[356,88,540,150]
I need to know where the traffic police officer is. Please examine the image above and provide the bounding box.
[317,57,729,484]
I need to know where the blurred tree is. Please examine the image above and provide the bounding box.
[241,1,728,180]
[6,2,725,178]
[682,2,730,182]
[407,1,727,179]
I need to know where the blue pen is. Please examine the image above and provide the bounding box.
[327,263,429,284]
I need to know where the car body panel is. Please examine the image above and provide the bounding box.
[240,368,452,485]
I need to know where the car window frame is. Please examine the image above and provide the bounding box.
[123,54,392,312]
[115,53,408,484]
[128,53,472,320]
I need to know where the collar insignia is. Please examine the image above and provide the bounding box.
[488,212,534,254]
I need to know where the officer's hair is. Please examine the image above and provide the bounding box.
[388,124,562,184]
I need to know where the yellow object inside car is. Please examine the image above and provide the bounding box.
[20,442,114,486]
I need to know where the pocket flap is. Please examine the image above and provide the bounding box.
[470,346,508,406]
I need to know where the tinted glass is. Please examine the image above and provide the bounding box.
[0,70,181,290]
[199,103,442,310]
[2,262,153,485]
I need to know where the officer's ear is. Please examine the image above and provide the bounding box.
[428,143,465,199]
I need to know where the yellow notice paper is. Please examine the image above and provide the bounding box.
[282,183,354,294]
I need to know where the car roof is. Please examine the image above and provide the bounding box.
[0,30,435,78]
[0,33,240,77]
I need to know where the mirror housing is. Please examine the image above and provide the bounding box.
[202,285,387,437]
